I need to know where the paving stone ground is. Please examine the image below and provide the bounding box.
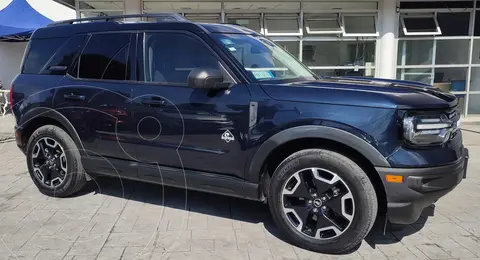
[1,114,480,260]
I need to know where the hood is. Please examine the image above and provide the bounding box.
[260,77,457,110]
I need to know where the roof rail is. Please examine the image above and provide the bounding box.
[49,13,188,26]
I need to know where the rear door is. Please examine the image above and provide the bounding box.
[132,31,251,181]
[54,32,139,178]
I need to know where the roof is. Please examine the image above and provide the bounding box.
[0,0,53,41]
[31,14,260,40]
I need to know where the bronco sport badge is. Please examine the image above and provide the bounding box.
[221,130,235,143]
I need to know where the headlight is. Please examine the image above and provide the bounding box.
[403,114,455,146]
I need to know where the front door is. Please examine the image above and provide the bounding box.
[132,32,250,181]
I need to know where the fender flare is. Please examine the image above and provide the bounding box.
[17,107,85,153]
[246,125,390,183]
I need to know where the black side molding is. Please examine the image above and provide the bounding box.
[82,156,262,201]
[247,125,390,182]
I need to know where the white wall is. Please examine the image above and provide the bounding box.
[0,42,27,87]
[0,0,75,21]
[28,0,75,21]
[0,0,75,87]
[124,0,141,15]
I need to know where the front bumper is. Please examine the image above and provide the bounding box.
[376,147,469,224]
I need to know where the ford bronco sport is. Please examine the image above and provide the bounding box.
[11,14,469,253]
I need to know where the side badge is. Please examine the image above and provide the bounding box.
[221,130,235,143]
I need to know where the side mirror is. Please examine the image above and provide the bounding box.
[187,68,224,89]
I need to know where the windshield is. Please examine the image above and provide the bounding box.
[213,34,317,82]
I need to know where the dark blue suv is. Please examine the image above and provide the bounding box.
[11,14,469,253]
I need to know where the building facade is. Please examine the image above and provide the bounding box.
[52,1,480,117]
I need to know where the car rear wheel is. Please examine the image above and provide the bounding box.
[26,125,86,197]
[268,149,377,253]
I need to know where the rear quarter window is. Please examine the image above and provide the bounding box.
[22,38,67,74]
[41,34,88,75]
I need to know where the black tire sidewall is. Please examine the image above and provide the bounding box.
[268,149,377,253]
[26,125,83,197]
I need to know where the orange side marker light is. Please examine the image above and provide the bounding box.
[385,175,403,183]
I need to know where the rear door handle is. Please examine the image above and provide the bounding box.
[64,93,85,101]
[140,99,166,107]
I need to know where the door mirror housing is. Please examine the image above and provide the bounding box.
[188,68,225,89]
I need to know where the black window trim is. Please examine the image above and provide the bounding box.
[137,30,239,88]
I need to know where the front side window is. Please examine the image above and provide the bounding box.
[213,34,316,82]
[144,33,225,84]
[78,33,131,80]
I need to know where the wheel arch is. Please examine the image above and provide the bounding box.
[248,125,389,213]
[18,107,84,154]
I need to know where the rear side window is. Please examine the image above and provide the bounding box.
[78,33,131,80]
[22,38,67,74]
[41,34,88,75]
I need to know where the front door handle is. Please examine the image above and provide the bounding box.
[140,99,166,107]
[64,93,85,101]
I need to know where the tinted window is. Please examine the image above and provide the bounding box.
[79,33,131,80]
[22,38,67,74]
[41,34,88,75]
[145,33,220,84]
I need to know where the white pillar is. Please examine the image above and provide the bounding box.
[378,0,397,79]
[124,0,141,15]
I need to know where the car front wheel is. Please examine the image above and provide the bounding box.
[268,149,378,253]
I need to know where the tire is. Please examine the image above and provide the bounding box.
[268,149,377,253]
[26,125,86,197]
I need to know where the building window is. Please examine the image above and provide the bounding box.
[434,67,467,114]
[397,40,433,66]
[342,14,378,37]
[436,39,470,65]
[437,12,470,36]
[264,15,302,36]
[312,68,375,78]
[304,14,343,35]
[143,1,222,12]
[226,14,262,33]
[302,41,376,67]
[467,94,480,115]
[277,41,300,59]
[401,14,441,36]
[80,11,122,18]
[185,14,220,23]
[397,7,475,116]
[79,1,123,10]
[396,68,433,85]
